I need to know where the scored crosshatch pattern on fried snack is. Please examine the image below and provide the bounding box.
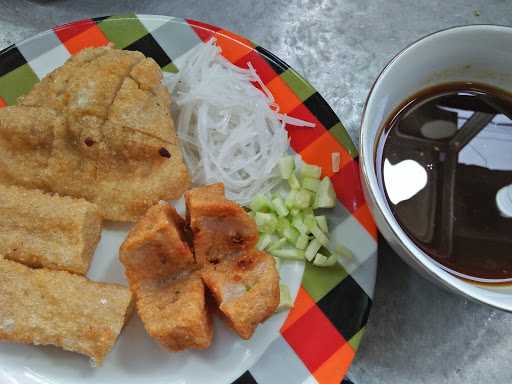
[0,14,378,383]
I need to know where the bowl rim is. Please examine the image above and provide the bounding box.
[359,24,512,312]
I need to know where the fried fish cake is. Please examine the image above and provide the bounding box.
[119,203,212,351]
[201,250,279,339]
[135,271,213,351]
[0,46,190,222]
[119,203,194,287]
[0,184,101,275]
[0,258,133,366]
[185,184,258,265]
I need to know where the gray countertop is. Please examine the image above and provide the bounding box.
[1,1,511,383]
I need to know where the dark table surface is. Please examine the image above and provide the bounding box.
[1,1,511,383]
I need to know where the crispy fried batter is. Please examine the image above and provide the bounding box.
[0,258,133,366]
[0,46,190,221]
[119,203,212,351]
[0,184,102,275]
[185,184,258,265]
[201,250,279,339]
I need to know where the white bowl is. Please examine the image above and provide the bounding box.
[360,25,512,311]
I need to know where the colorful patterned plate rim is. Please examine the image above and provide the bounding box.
[0,14,378,384]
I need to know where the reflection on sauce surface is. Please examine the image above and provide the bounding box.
[377,83,512,281]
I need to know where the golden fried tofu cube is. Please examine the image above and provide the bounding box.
[0,258,133,366]
[185,184,259,265]
[136,272,213,351]
[119,203,212,350]
[0,184,102,275]
[201,250,280,339]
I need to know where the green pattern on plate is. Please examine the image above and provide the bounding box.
[330,122,358,158]
[348,326,365,350]
[281,68,316,102]
[0,64,39,105]
[98,14,148,48]
[302,262,348,302]
[162,62,179,73]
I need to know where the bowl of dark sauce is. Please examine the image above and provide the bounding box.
[360,25,512,311]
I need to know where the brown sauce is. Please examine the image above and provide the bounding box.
[376,82,512,281]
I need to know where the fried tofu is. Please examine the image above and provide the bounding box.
[201,250,280,339]
[0,258,133,366]
[0,184,102,275]
[119,203,212,351]
[0,46,190,222]
[185,184,258,265]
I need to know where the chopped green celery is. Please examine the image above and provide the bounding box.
[272,196,289,217]
[276,283,293,311]
[315,215,328,233]
[256,233,273,250]
[279,156,295,179]
[285,190,297,209]
[296,234,310,250]
[250,194,274,212]
[268,237,288,252]
[288,173,301,190]
[283,226,300,243]
[302,177,321,192]
[305,216,329,246]
[303,207,314,217]
[301,163,322,179]
[255,212,278,234]
[291,215,309,235]
[271,247,305,260]
[294,189,312,209]
[290,208,300,216]
[305,239,322,261]
[314,177,336,208]
[313,253,339,267]
[335,243,354,261]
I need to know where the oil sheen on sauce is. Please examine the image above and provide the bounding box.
[377,82,512,281]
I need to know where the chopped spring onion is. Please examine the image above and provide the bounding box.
[279,156,295,179]
[302,177,321,192]
[301,163,322,179]
[271,248,305,260]
[288,173,301,190]
[331,152,341,173]
[296,234,310,250]
[315,215,328,233]
[314,177,336,208]
[277,283,293,311]
[255,212,278,234]
[250,194,273,212]
[305,239,322,261]
[256,233,273,250]
[272,196,289,217]
[313,253,339,267]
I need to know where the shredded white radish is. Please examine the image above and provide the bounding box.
[332,152,341,173]
[164,39,314,204]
